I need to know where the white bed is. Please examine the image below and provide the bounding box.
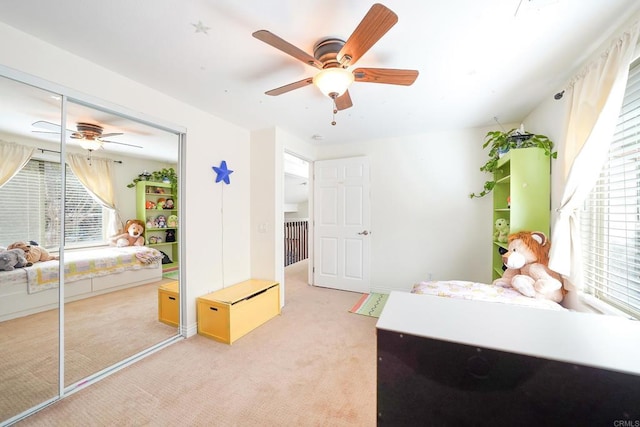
[411,280,566,311]
[0,246,163,321]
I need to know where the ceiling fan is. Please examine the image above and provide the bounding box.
[253,3,419,125]
[32,120,142,151]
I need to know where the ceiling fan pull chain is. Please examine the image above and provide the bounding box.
[331,98,338,126]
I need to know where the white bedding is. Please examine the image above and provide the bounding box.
[0,246,163,294]
[411,280,566,311]
[0,246,164,321]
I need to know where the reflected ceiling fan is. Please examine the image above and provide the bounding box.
[253,3,419,125]
[32,120,142,151]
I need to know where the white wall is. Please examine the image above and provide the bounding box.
[250,128,281,287]
[250,127,316,303]
[0,22,251,336]
[315,128,494,292]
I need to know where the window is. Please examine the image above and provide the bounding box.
[0,159,104,248]
[581,58,640,319]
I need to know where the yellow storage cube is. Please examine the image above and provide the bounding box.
[197,279,280,344]
[158,280,179,327]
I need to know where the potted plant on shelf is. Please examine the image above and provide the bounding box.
[127,167,177,194]
[469,128,557,198]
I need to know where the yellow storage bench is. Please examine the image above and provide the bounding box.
[197,279,280,344]
[158,280,179,327]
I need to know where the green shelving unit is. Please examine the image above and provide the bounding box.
[492,147,550,280]
[136,181,179,272]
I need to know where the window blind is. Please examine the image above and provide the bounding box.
[581,58,640,319]
[0,159,104,249]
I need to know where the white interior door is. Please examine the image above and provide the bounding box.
[313,156,371,293]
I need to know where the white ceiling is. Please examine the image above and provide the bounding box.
[0,0,638,149]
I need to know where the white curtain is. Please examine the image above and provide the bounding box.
[549,23,640,291]
[67,153,122,237]
[0,140,34,188]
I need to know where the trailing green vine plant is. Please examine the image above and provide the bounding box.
[127,167,178,194]
[469,129,557,198]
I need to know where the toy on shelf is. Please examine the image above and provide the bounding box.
[494,218,510,243]
[145,200,156,210]
[156,215,167,228]
[164,198,175,209]
[146,217,157,229]
[167,214,178,228]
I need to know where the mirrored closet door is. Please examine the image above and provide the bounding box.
[62,100,181,387]
[0,70,183,424]
[0,74,62,422]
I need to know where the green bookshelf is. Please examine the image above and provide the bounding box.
[492,147,550,280]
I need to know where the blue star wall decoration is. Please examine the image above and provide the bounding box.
[212,160,233,184]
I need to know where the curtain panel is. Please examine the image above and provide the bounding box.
[549,23,640,291]
[66,153,122,238]
[0,140,34,189]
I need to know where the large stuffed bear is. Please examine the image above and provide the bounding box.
[0,248,32,271]
[493,231,564,303]
[110,219,146,247]
[7,241,58,264]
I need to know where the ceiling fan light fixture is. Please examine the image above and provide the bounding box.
[312,68,354,98]
[79,139,103,151]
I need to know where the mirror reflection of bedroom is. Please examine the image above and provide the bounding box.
[0,74,182,422]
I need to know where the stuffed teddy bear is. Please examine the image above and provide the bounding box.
[7,241,58,263]
[109,219,146,247]
[0,248,32,271]
[493,231,564,303]
[493,218,510,243]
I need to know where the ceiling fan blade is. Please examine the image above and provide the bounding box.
[335,91,353,111]
[353,68,419,85]
[32,130,62,135]
[100,132,124,138]
[101,140,143,149]
[32,120,77,135]
[337,4,398,66]
[32,120,62,131]
[265,77,314,96]
[253,30,322,69]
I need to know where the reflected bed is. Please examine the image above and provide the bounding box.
[0,246,163,321]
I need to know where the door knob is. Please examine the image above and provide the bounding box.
[358,230,369,236]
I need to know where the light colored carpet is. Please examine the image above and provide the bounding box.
[16,260,378,426]
[350,293,389,318]
[1,279,178,422]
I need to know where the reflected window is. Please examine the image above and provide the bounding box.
[0,159,104,248]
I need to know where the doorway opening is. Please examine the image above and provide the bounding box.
[283,152,310,283]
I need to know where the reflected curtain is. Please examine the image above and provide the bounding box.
[67,153,121,237]
[0,140,34,189]
[548,23,640,291]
